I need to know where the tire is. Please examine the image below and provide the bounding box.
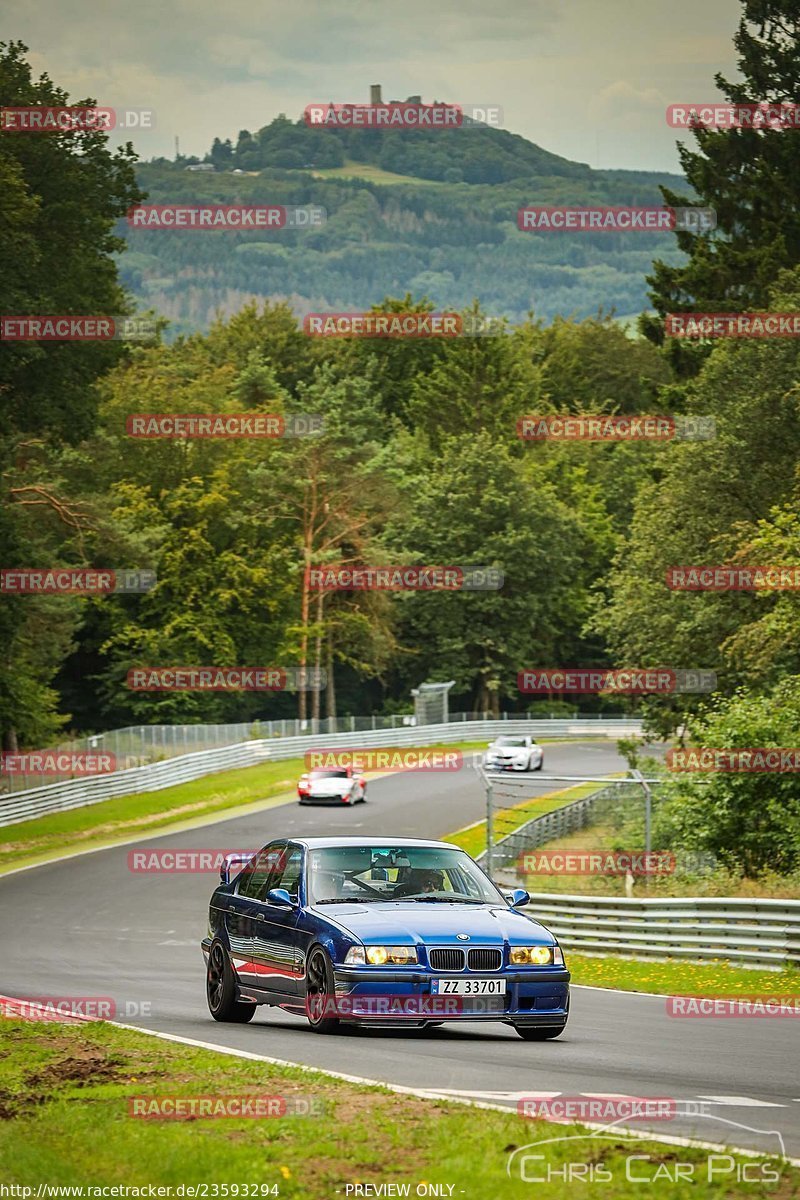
[514,1024,566,1041]
[535,757,543,772]
[305,947,340,1034]
[206,940,256,1023]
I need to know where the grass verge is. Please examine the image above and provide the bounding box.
[0,1017,794,1197]
[566,953,800,996]
[0,758,302,875]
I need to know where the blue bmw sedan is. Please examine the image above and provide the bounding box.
[202,836,569,1039]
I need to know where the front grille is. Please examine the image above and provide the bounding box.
[468,948,502,971]
[429,948,466,971]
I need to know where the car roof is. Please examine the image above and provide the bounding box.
[289,836,458,850]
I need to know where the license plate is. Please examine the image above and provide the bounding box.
[430,979,506,995]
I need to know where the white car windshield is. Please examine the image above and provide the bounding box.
[307,844,505,905]
[310,768,349,779]
[494,737,527,747]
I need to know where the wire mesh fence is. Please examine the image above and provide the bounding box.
[481,771,714,896]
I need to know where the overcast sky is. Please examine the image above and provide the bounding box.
[6,0,743,173]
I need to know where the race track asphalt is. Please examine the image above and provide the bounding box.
[1,740,797,1160]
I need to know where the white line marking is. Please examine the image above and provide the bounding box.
[572,983,676,999]
[104,1019,798,1165]
[697,1095,785,1108]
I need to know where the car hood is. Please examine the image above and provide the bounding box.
[309,779,353,796]
[324,902,554,945]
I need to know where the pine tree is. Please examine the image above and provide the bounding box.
[643,1,800,371]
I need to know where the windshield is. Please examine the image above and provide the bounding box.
[307,844,505,905]
[495,737,527,747]
[309,768,349,779]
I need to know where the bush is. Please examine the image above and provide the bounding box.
[652,679,800,875]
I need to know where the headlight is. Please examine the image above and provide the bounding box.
[365,945,417,965]
[509,945,556,966]
[344,947,366,965]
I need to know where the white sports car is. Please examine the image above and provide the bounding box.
[297,766,367,805]
[484,735,543,772]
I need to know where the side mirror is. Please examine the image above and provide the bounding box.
[267,887,295,908]
[510,888,530,909]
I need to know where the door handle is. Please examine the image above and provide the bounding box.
[255,913,266,921]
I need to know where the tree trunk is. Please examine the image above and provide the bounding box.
[311,590,324,723]
[2,728,19,752]
[325,632,336,723]
[298,512,314,723]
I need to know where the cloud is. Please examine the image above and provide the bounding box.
[593,80,668,129]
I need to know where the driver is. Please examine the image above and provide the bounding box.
[393,868,444,898]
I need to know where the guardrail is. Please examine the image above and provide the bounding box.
[0,741,273,827]
[2,709,632,792]
[0,718,641,828]
[524,893,800,969]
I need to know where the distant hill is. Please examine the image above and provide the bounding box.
[121,112,690,336]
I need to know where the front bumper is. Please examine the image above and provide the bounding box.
[330,966,570,1024]
[299,793,353,804]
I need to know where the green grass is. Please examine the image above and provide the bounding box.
[566,953,800,996]
[0,741,488,875]
[0,1018,793,1197]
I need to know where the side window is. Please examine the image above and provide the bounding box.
[269,846,303,901]
[238,844,285,899]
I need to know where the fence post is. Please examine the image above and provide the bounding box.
[486,778,494,879]
[632,769,652,862]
